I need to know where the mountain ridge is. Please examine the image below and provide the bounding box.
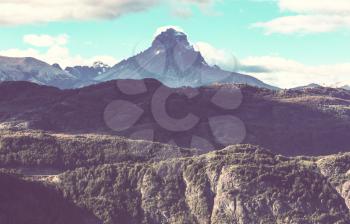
[97,28,277,89]
[0,78,349,156]
[0,56,77,89]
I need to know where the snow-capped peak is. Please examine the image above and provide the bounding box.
[93,61,110,69]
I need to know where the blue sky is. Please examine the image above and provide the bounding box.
[0,0,350,88]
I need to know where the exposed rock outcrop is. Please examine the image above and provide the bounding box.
[317,153,350,211]
[54,145,350,224]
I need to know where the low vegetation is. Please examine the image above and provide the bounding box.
[0,130,349,224]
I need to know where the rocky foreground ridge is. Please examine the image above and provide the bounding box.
[0,131,349,224]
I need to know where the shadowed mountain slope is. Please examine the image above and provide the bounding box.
[0,79,350,155]
[0,172,101,224]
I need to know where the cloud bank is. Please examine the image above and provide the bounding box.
[23,34,69,47]
[0,34,118,68]
[194,42,239,71]
[240,56,350,88]
[254,0,350,34]
[0,0,217,26]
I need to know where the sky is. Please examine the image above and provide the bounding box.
[0,0,350,88]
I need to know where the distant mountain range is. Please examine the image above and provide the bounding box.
[0,56,77,89]
[291,83,323,90]
[65,61,111,88]
[292,83,350,91]
[0,29,277,90]
[1,29,349,91]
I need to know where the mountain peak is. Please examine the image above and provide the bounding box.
[152,28,190,49]
[52,63,62,70]
[93,61,110,69]
[98,28,276,89]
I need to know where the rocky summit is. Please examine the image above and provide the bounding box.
[97,29,276,89]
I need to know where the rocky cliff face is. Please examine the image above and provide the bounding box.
[0,131,349,224]
[317,153,350,210]
[54,145,350,224]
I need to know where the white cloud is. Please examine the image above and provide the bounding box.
[170,0,219,17]
[255,0,350,34]
[254,15,350,34]
[0,0,217,26]
[184,30,350,88]
[188,39,350,88]
[172,7,193,18]
[23,34,68,47]
[0,0,159,25]
[250,1,350,87]
[194,42,238,71]
[279,0,350,14]
[0,34,118,68]
[240,56,350,88]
